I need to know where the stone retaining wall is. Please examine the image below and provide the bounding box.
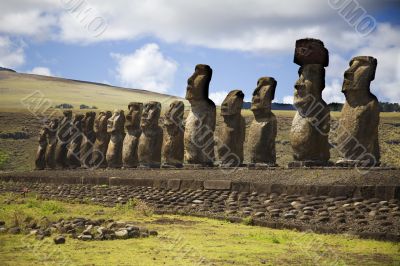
[0,168,399,200]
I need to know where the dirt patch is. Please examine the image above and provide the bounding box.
[151,218,198,226]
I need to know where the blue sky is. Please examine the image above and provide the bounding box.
[1,0,399,104]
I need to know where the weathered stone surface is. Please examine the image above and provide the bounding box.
[204,180,231,190]
[45,119,59,169]
[162,100,184,167]
[67,114,84,169]
[9,226,20,234]
[218,90,245,167]
[290,63,330,165]
[294,38,329,67]
[92,111,112,168]
[184,64,216,166]
[122,102,143,168]
[106,110,125,168]
[55,110,73,168]
[35,124,48,170]
[138,102,163,168]
[248,77,277,165]
[336,56,380,167]
[80,112,96,168]
[54,235,66,244]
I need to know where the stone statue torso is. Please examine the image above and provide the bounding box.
[248,113,277,164]
[184,101,216,164]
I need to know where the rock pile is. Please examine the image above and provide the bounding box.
[0,216,157,244]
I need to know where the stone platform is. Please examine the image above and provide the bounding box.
[0,168,399,200]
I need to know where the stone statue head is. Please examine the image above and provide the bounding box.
[342,56,377,93]
[107,109,125,134]
[221,90,244,116]
[126,102,143,130]
[70,114,84,136]
[251,77,276,112]
[63,110,73,120]
[164,100,184,126]
[95,111,112,133]
[185,64,212,102]
[294,64,325,110]
[47,118,59,133]
[82,111,96,134]
[141,101,161,129]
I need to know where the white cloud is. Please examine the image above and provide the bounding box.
[0,36,25,68]
[0,0,389,52]
[283,95,294,104]
[209,91,228,105]
[0,11,56,40]
[28,67,52,76]
[111,43,178,93]
[323,79,345,103]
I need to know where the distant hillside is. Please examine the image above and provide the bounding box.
[328,102,400,112]
[242,102,295,110]
[0,70,187,111]
[0,67,16,73]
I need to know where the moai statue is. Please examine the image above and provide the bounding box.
[247,78,278,166]
[55,110,73,168]
[66,114,84,169]
[92,111,112,168]
[138,102,163,168]
[218,90,245,167]
[184,64,216,166]
[289,38,331,167]
[45,118,59,169]
[35,124,48,170]
[336,56,380,167]
[162,100,185,168]
[106,110,125,168]
[80,111,96,168]
[122,102,143,168]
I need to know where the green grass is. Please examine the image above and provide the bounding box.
[0,149,9,170]
[0,193,399,266]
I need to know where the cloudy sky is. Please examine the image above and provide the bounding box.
[0,0,399,104]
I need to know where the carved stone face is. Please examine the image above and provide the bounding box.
[342,56,377,93]
[165,100,184,126]
[95,111,111,133]
[63,110,72,120]
[72,114,84,132]
[221,90,244,116]
[185,64,212,102]
[48,118,59,132]
[126,102,143,130]
[82,111,96,133]
[251,77,276,112]
[294,64,324,109]
[141,102,161,128]
[107,109,125,133]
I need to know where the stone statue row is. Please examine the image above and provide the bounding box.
[35,38,380,170]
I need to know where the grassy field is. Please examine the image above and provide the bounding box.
[0,193,398,266]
